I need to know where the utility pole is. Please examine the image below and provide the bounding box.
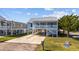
[57,20,58,37]
[41,41,44,50]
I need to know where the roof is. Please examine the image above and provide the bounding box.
[0,15,26,25]
[29,17,58,23]
[0,16,6,21]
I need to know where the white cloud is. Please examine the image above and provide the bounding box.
[15,11,23,14]
[42,11,68,19]
[44,8,54,11]
[73,13,77,15]
[42,15,48,17]
[27,12,31,15]
[10,10,23,14]
[72,9,76,13]
[34,13,38,16]
[53,11,68,18]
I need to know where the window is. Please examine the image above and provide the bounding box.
[47,22,57,25]
[30,23,32,27]
[40,22,45,25]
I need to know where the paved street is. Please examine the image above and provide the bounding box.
[0,34,45,51]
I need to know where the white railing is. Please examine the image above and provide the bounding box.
[0,26,11,30]
[34,25,58,29]
[0,26,26,30]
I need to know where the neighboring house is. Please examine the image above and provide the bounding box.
[0,16,27,36]
[27,17,58,37]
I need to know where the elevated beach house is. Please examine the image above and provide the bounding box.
[0,16,27,36]
[27,17,58,37]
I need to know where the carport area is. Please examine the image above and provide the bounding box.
[32,29,47,36]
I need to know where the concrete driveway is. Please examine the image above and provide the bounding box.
[0,42,37,51]
[0,34,45,51]
[6,34,45,44]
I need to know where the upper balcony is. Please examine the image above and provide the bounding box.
[0,26,26,30]
[0,26,11,30]
[33,25,58,30]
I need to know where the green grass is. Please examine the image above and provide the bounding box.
[36,37,79,51]
[0,33,27,42]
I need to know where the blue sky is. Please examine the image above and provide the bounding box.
[0,8,79,23]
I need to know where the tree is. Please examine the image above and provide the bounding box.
[58,14,79,37]
[76,20,79,31]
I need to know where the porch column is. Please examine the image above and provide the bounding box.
[35,29,37,34]
[11,21,13,35]
[22,30,25,34]
[16,30,17,35]
[5,30,7,36]
[32,23,34,35]
[11,30,13,35]
[5,21,7,36]
[32,30,34,35]
[18,30,20,34]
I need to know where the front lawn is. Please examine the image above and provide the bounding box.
[36,37,79,51]
[0,33,27,42]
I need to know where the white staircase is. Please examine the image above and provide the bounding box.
[46,29,57,36]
